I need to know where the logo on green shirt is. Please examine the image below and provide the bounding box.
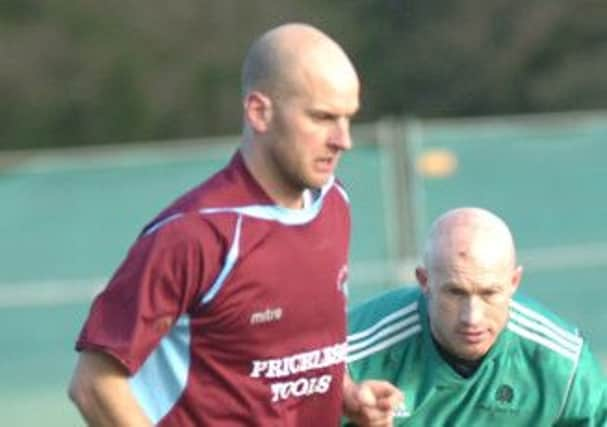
[495,384,514,404]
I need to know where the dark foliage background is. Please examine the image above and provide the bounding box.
[1,0,606,149]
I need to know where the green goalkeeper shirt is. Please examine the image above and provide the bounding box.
[346,288,607,426]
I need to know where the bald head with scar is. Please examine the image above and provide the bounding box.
[416,208,523,361]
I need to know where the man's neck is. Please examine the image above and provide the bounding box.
[431,334,483,379]
[240,145,306,209]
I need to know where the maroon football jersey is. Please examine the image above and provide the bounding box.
[76,152,351,426]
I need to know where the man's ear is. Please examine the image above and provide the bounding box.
[415,267,429,294]
[511,265,523,293]
[244,91,272,133]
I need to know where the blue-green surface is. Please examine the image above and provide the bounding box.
[2,114,606,425]
[0,138,393,425]
[415,114,607,357]
[0,143,390,283]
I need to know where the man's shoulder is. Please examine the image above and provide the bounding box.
[507,292,584,364]
[172,153,265,212]
[510,292,580,336]
[349,287,420,325]
[141,153,265,233]
[332,177,350,204]
[347,287,422,363]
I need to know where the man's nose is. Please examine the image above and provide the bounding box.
[461,296,483,326]
[329,119,352,151]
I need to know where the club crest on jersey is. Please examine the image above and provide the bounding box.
[495,384,514,404]
[336,264,349,298]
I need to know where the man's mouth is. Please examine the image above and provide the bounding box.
[315,157,336,172]
[459,330,486,344]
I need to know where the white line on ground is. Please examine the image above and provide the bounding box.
[518,242,607,271]
[0,278,105,308]
[1,241,606,308]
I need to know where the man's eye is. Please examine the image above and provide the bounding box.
[482,290,499,299]
[312,112,335,121]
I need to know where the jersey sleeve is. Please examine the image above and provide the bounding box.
[556,341,607,426]
[343,290,412,427]
[76,214,226,374]
[346,290,410,382]
[346,310,367,384]
[347,297,381,383]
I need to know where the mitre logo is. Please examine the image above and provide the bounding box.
[250,307,283,325]
[336,264,349,298]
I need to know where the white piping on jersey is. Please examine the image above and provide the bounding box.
[556,343,582,423]
[510,300,582,347]
[347,324,422,364]
[348,314,421,354]
[347,301,418,342]
[129,314,191,424]
[199,176,345,225]
[301,188,313,208]
[334,182,350,203]
[137,177,347,305]
[140,176,347,237]
[507,322,581,361]
[200,214,243,305]
[507,301,583,362]
[142,212,184,237]
[509,311,581,354]
[347,301,421,363]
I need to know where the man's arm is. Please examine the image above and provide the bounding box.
[342,373,403,427]
[556,344,607,426]
[68,350,151,427]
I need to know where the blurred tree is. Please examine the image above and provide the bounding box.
[1,0,606,150]
[330,0,607,120]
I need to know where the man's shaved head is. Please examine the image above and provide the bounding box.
[239,23,359,209]
[241,23,358,99]
[423,207,517,274]
[416,207,522,361]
